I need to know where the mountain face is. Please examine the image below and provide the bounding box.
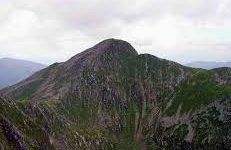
[0,39,231,150]
[186,61,231,69]
[0,58,46,89]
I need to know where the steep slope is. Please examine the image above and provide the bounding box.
[0,39,230,149]
[0,97,55,149]
[159,68,231,149]
[1,39,138,101]
[186,61,231,69]
[0,58,46,89]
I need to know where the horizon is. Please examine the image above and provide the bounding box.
[0,0,231,64]
[1,37,231,66]
[1,39,231,66]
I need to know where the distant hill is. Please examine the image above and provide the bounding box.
[0,58,46,89]
[186,61,231,69]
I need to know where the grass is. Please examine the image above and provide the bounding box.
[166,70,231,115]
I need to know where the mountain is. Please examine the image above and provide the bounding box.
[0,58,46,89]
[0,39,230,149]
[186,61,231,69]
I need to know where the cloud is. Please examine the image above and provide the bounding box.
[0,0,231,64]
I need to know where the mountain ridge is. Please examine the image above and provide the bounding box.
[0,39,139,100]
[0,39,230,149]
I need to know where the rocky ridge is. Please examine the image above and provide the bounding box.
[0,39,231,149]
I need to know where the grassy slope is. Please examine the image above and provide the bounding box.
[0,97,55,149]
[166,70,231,115]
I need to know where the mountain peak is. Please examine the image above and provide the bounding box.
[95,38,132,47]
[92,38,138,55]
[63,39,138,69]
[96,38,126,45]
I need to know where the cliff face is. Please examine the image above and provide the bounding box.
[0,39,231,149]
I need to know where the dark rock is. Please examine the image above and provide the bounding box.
[0,118,27,150]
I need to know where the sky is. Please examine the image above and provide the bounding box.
[0,0,231,65]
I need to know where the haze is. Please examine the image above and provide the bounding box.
[0,0,231,65]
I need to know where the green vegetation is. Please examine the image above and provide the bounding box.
[192,107,227,144]
[13,79,43,100]
[174,124,188,140]
[0,98,55,149]
[167,70,231,115]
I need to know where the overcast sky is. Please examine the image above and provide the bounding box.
[0,0,231,65]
